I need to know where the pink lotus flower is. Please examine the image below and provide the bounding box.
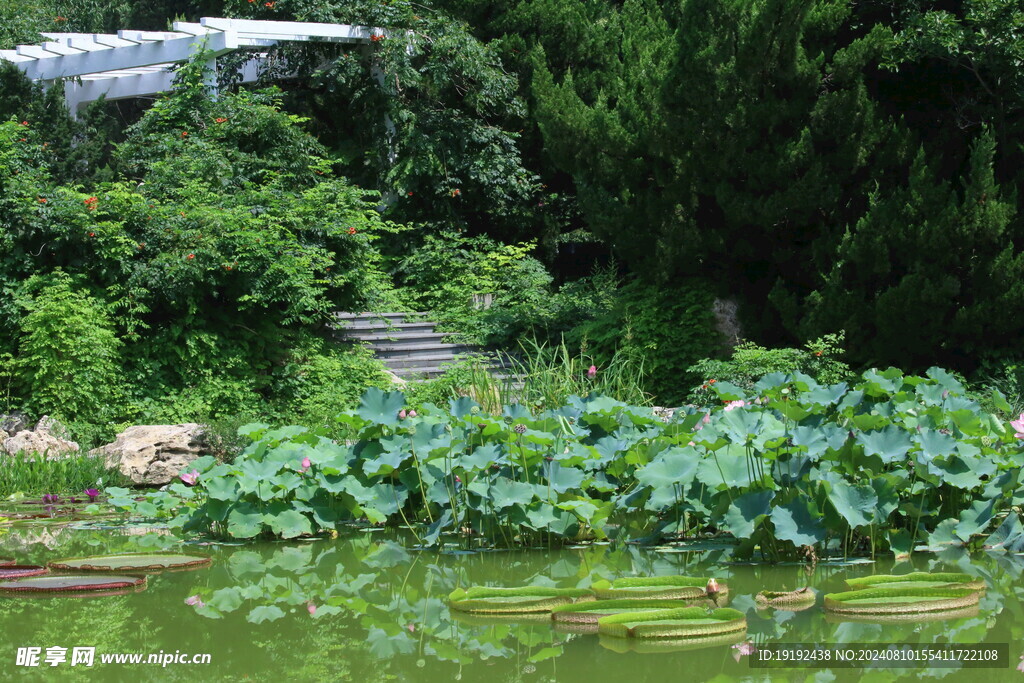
[408,410,417,418]
[179,470,199,486]
[694,412,711,431]
[399,409,407,419]
[300,456,312,473]
[84,488,100,502]
[185,595,204,607]
[724,400,746,412]
[732,640,756,662]
[1011,413,1024,439]
[1017,654,1024,672]
[307,602,316,616]
[587,365,597,379]
[407,623,415,633]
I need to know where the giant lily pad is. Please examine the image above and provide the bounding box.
[823,586,980,615]
[591,576,726,600]
[48,553,211,573]
[0,558,14,567]
[448,586,594,613]
[824,604,980,624]
[599,630,746,653]
[551,599,686,625]
[754,587,816,611]
[0,574,146,593]
[597,607,747,640]
[844,572,985,592]
[0,565,49,579]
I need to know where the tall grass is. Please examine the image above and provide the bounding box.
[409,338,653,413]
[0,452,130,498]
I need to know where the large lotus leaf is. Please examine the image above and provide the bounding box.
[985,514,1024,551]
[827,480,877,529]
[635,447,700,491]
[362,448,410,477]
[928,455,994,490]
[489,478,536,509]
[709,381,745,401]
[228,551,265,577]
[557,499,599,523]
[888,529,913,558]
[770,499,826,547]
[523,502,561,530]
[263,509,313,539]
[916,429,957,461]
[205,476,241,501]
[772,454,813,486]
[543,462,586,494]
[458,443,502,471]
[208,586,244,612]
[870,476,899,524]
[837,389,865,412]
[227,503,264,539]
[791,426,830,460]
[423,509,454,546]
[805,382,849,408]
[860,368,903,396]
[49,554,210,572]
[448,396,480,418]
[247,605,286,624]
[269,471,303,493]
[696,446,754,489]
[753,372,790,392]
[357,387,406,426]
[722,490,774,539]
[926,366,965,393]
[955,498,997,540]
[924,519,965,549]
[767,398,812,423]
[587,437,628,470]
[238,459,283,498]
[856,426,912,464]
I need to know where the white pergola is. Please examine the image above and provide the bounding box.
[0,18,379,115]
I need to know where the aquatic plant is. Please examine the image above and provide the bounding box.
[845,572,986,591]
[48,553,212,573]
[103,367,1024,555]
[597,607,747,639]
[447,586,594,613]
[754,587,816,610]
[823,586,981,615]
[0,574,146,593]
[550,598,686,624]
[591,576,716,600]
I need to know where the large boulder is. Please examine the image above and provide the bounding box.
[1,428,80,459]
[92,424,207,485]
[0,411,30,435]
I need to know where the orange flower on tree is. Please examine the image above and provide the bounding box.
[450,188,461,197]
[181,131,188,138]
[348,227,357,235]
[215,117,228,123]
[37,198,46,204]
[84,196,98,210]
[371,33,383,42]
[186,254,195,260]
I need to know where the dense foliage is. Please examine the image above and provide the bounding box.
[109,368,1024,560]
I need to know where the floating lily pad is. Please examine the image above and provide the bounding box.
[824,604,980,624]
[48,553,211,573]
[823,586,980,615]
[0,565,49,579]
[448,586,594,614]
[0,558,13,567]
[592,576,726,600]
[597,607,747,640]
[451,611,554,626]
[754,587,817,611]
[844,572,985,592]
[551,599,685,625]
[599,630,746,653]
[0,574,146,593]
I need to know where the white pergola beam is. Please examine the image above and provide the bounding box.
[118,30,189,42]
[93,35,140,48]
[171,22,218,36]
[16,46,59,59]
[0,50,35,63]
[23,31,235,81]
[41,42,86,56]
[200,17,372,42]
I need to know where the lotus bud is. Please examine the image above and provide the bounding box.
[399,409,407,419]
[587,365,597,379]
[706,578,721,595]
[408,410,417,418]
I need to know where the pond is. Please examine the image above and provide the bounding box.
[0,517,1020,682]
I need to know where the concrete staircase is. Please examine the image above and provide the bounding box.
[334,312,519,382]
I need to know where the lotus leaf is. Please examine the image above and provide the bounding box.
[844,572,985,591]
[48,553,211,572]
[447,586,594,613]
[597,607,747,639]
[823,586,980,614]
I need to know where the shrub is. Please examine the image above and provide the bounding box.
[14,271,123,428]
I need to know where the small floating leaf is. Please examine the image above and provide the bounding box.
[48,553,211,572]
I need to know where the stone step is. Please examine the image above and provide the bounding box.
[334,311,427,321]
[373,342,477,358]
[340,321,437,334]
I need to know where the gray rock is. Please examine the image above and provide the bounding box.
[34,415,69,438]
[0,411,30,435]
[2,429,80,459]
[91,424,207,485]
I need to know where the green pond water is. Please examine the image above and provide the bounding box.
[0,515,1022,682]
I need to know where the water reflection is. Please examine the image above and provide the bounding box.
[0,521,1021,682]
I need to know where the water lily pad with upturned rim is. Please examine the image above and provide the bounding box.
[591,576,726,600]
[0,574,146,593]
[0,565,49,580]
[823,586,980,615]
[551,599,689,624]
[597,607,747,639]
[0,558,14,567]
[844,572,985,592]
[48,553,211,573]
[448,586,594,614]
[755,587,817,610]
[599,629,747,653]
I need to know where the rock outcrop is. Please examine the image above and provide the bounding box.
[92,424,207,485]
[0,416,80,459]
